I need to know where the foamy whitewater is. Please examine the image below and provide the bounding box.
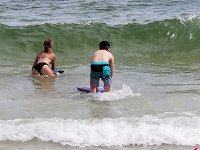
[0,114,200,146]
[0,0,200,150]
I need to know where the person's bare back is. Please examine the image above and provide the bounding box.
[91,50,112,62]
[91,49,114,76]
[36,51,56,65]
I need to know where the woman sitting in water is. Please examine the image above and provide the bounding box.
[32,39,57,78]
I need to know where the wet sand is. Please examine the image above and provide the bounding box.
[0,140,197,150]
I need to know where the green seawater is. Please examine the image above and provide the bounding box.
[1,19,200,68]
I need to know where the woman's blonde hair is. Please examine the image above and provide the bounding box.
[44,39,53,52]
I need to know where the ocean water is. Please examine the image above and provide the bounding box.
[0,0,200,150]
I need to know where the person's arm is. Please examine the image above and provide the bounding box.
[90,52,95,63]
[109,54,114,77]
[50,55,58,78]
[32,53,38,68]
[51,54,56,70]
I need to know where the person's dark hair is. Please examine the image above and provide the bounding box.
[99,41,110,50]
[44,39,53,52]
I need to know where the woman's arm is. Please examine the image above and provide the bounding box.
[32,54,38,67]
[51,54,56,70]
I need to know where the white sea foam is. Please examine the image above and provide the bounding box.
[92,84,140,101]
[0,115,200,147]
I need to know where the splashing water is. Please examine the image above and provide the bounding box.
[92,84,140,101]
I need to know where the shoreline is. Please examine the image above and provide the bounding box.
[0,141,197,150]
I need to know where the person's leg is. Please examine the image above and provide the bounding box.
[32,68,40,76]
[103,78,112,93]
[41,65,57,78]
[90,86,97,93]
[104,85,111,92]
[90,72,100,93]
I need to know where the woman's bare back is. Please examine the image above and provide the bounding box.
[36,51,55,65]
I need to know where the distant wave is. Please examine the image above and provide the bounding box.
[0,114,199,146]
